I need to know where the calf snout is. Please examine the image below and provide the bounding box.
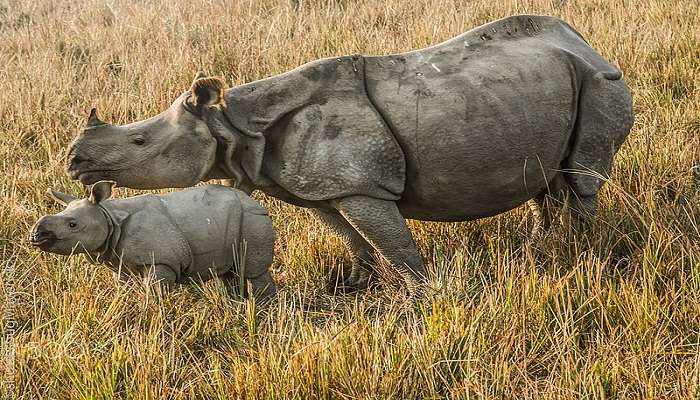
[29,217,57,248]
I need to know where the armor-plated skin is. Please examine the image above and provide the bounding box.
[29,183,276,298]
[65,15,634,291]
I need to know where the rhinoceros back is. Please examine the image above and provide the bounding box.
[451,15,622,79]
[361,15,628,220]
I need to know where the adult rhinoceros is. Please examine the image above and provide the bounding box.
[65,15,633,291]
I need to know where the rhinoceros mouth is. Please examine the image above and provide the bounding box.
[30,237,56,248]
[73,169,119,184]
[28,232,57,248]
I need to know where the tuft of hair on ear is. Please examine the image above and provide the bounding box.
[190,77,226,107]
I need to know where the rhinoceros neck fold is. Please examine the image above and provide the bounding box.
[199,101,278,194]
[93,204,123,264]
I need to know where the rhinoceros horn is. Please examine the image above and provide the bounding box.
[86,107,107,128]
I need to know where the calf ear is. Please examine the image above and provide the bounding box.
[89,180,116,204]
[190,76,226,107]
[49,189,77,206]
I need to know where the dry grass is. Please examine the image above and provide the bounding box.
[2,0,700,398]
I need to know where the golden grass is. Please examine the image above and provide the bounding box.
[2,0,700,398]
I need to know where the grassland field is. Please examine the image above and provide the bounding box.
[1,0,700,398]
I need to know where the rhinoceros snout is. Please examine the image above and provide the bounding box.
[29,218,57,248]
[65,152,92,177]
[68,154,89,168]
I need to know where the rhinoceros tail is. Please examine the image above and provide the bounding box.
[600,70,623,80]
[537,15,625,81]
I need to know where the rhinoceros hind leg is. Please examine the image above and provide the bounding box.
[312,209,375,292]
[221,270,248,298]
[567,192,598,227]
[334,196,427,292]
[562,74,632,224]
[529,173,569,237]
[536,172,599,229]
[248,272,277,300]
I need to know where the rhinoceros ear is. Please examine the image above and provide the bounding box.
[193,71,207,81]
[89,180,116,204]
[190,76,226,107]
[48,189,77,206]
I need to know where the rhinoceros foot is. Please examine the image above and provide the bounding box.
[327,267,374,294]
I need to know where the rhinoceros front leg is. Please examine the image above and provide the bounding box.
[142,264,177,293]
[332,196,427,291]
[312,209,375,291]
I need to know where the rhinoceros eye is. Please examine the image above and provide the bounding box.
[68,222,77,228]
[132,136,145,146]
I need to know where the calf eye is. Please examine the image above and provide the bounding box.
[132,137,145,145]
[68,222,77,228]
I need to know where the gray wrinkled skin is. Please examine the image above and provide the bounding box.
[29,182,276,298]
[65,15,634,291]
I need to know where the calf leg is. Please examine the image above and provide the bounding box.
[142,264,177,294]
[221,264,276,300]
[332,196,427,291]
[240,213,277,300]
[311,209,375,291]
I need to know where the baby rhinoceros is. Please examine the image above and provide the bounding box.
[29,181,276,298]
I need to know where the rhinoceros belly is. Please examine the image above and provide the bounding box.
[365,40,576,221]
